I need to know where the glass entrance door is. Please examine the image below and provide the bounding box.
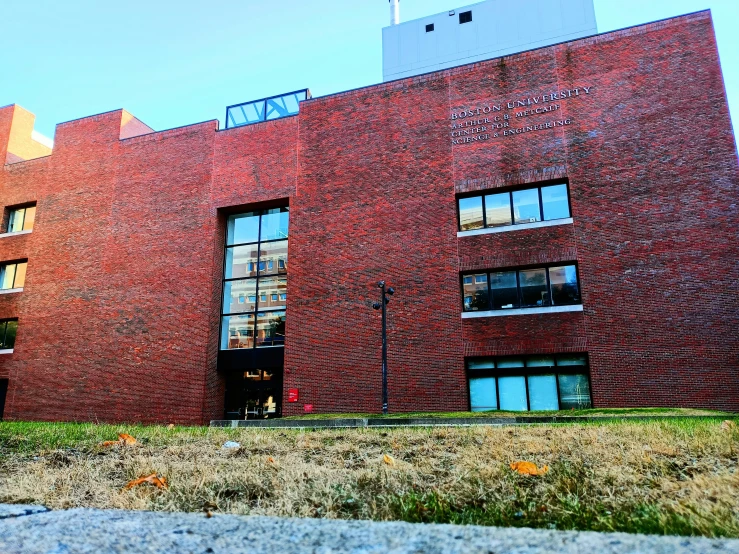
[225,369,282,419]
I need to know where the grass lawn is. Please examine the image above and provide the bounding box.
[0,417,737,538]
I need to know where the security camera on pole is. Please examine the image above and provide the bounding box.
[372,281,394,414]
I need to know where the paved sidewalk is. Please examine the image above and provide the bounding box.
[1,504,738,554]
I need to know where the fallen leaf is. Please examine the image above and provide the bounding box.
[167,424,175,430]
[124,473,168,490]
[721,420,736,431]
[118,434,137,445]
[510,461,549,476]
[383,454,395,466]
[100,433,137,448]
[267,457,275,464]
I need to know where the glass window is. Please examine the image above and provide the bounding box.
[541,184,570,220]
[549,265,580,306]
[462,273,488,311]
[558,374,592,409]
[556,354,587,366]
[258,277,287,310]
[256,311,286,347]
[519,268,548,307]
[0,320,17,349]
[469,377,497,411]
[463,276,473,284]
[226,212,260,245]
[258,240,287,275]
[0,264,17,290]
[484,193,512,227]
[8,207,35,233]
[225,245,259,279]
[496,358,524,368]
[490,271,518,310]
[526,356,555,367]
[221,314,255,350]
[223,280,257,314]
[260,208,289,241]
[512,189,541,224]
[468,359,495,370]
[528,375,558,410]
[498,376,527,411]
[458,197,483,231]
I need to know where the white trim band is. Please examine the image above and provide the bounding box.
[0,349,14,355]
[0,230,32,239]
[457,218,573,237]
[0,288,23,295]
[462,304,583,318]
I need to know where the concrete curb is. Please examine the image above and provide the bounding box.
[210,415,733,429]
[1,506,738,554]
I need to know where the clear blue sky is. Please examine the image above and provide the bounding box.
[2,0,737,138]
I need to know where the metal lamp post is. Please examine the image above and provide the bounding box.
[373,281,394,414]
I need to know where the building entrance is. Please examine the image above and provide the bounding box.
[224,369,282,419]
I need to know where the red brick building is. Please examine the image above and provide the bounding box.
[0,11,737,423]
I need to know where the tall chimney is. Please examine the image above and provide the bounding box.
[389,0,399,25]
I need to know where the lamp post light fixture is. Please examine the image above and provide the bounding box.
[372,280,394,415]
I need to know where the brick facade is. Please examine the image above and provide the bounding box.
[0,11,736,423]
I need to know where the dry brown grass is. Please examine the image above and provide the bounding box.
[0,419,737,537]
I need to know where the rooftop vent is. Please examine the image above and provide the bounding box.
[225,89,311,129]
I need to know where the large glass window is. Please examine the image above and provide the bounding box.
[461,264,581,312]
[467,354,591,412]
[0,320,18,350]
[221,208,289,349]
[6,205,36,233]
[0,261,27,290]
[457,182,570,232]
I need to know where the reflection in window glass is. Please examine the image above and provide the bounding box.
[223,280,257,314]
[558,374,592,409]
[462,273,488,311]
[225,245,259,279]
[549,265,580,305]
[557,355,587,366]
[256,311,286,347]
[260,208,289,241]
[0,264,17,290]
[1,320,17,349]
[519,268,548,307]
[512,189,541,224]
[221,314,255,350]
[541,184,570,220]
[258,277,287,310]
[226,212,260,245]
[496,358,524,368]
[469,377,497,411]
[490,271,518,310]
[468,359,494,369]
[498,376,527,411]
[526,356,555,367]
[484,193,512,227]
[258,240,287,275]
[459,197,484,231]
[528,375,558,410]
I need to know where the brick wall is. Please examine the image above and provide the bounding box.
[0,11,736,423]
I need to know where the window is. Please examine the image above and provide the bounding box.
[6,205,36,233]
[0,261,27,290]
[426,23,434,32]
[459,10,472,23]
[461,264,581,312]
[457,182,571,232]
[0,320,18,350]
[221,207,288,349]
[467,354,591,412]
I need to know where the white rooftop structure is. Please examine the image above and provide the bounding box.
[382,0,598,82]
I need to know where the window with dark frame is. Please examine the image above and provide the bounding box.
[5,204,36,234]
[0,320,18,350]
[426,23,435,32]
[0,261,27,290]
[462,264,581,312]
[220,208,288,350]
[459,11,472,24]
[467,354,591,411]
[458,182,571,231]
